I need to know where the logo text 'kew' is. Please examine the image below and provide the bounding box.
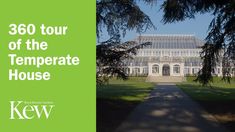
[10,101,55,119]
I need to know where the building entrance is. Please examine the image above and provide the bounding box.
[162,64,170,76]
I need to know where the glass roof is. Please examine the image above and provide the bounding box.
[134,34,204,49]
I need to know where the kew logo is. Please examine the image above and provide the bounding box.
[10,101,55,120]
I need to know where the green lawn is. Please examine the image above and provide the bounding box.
[97,77,155,132]
[97,76,235,132]
[177,77,235,101]
[97,77,154,101]
[177,77,235,132]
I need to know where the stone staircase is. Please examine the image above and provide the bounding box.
[146,76,185,82]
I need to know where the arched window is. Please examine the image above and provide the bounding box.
[152,64,159,74]
[173,64,180,74]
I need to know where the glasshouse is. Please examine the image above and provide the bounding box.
[124,34,223,77]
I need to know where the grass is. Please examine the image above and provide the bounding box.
[97,76,235,132]
[97,77,155,132]
[97,77,154,101]
[177,76,235,132]
[178,77,235,101]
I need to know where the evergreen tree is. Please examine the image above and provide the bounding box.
[96,0,154,84]
[161,0,235,85]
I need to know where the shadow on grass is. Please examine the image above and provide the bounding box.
[97,99,140,132]
[97,83,154,132]
[179,84,235,101]
[97,84,154,101]
[178,83,235,132]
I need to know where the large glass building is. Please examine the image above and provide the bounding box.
[124,34,222,79]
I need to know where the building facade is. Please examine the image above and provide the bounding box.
[125,34,223,77]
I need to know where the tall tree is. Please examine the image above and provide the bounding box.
[161,0,235,85]
[96,0,154,84]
